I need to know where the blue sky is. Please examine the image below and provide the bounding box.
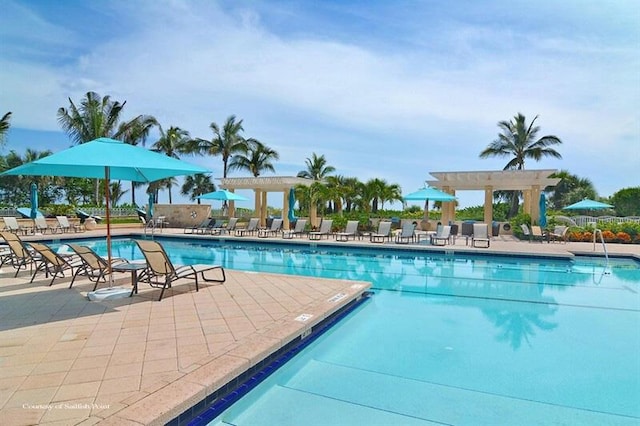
[1,0,638,209]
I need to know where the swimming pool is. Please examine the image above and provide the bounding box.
[67,238,640,425]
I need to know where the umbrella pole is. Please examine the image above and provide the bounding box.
[104,167,114,287]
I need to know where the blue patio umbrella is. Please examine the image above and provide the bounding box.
[539,193,547,228]
[288,187,297,222]
[147,193,155,219]
[403,187,456,223]
[198,189,248,201]
[563,199,614,210]
[30,183,39,219]
[1,137,210,284]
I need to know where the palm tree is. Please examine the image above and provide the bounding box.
[547,170,596,210]
[181,174,215,204]
[342,177,361,212]
[378,181,402,210]
[297,153,335,180]
[0,112,11,146]
[0,149,54,205]
[480,113,562,217]
[151,126,194,203]
[117,115,158,205]
[195,115,247,178]
[57,91,156,204]
[228,139,279,177]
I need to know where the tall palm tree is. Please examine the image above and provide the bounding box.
[228,139,279,177]
[194,115,247,178]
[480,113,562,217]
[117,115,158,205]
[0,112,11,146]
[342,177,361,212]
[181,174,216,204]
[57,91,155,204]
[151,126,194,203]
[325,175,347,214]
[297,153,335,180]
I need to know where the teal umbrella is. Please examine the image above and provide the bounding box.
[539,193,547,227]
[30,183,39,219]
[147,193,155,219]
[563,199,614,210]
[1,137,210,279]
[198,189,248,201]
[404,187,456,223]
[288,187,297,222]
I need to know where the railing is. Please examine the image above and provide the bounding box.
[593,229,609,267]
[571,216,640,227]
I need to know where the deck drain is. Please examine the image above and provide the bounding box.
[327,293,347,303]
[295,314,313,322]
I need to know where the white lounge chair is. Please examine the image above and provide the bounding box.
[308,219,333,240]
[335,220,359,242]
[395,222,417,244]
[2,217,30,235]
[430,225,451,246]
[472,223,491,248]
[370,221,392,243]
[56,215,82,233]
[283,219,308,239]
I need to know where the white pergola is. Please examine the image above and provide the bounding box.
[426,169,561,224]
[218,176,315,228]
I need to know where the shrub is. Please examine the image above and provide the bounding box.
[616,232,632,243]
[601,230,616,242]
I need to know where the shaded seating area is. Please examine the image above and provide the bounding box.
[395,222,416,244]
[135,240,226,301]
[369,221,392,243]
[472,223,491,248]
[308,219,333,240]
[282,219,307,239]
[335,220,359,242]
[258,218,283,238]
[28,242,83,286]
[236,218,259,236]
[67,243,130,291]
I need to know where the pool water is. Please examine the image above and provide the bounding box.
[70,238,640,425]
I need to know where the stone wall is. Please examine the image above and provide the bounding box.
[154,204,212,228]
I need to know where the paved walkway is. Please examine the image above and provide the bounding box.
[0,226,637,425]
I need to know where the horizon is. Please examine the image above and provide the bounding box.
[1,0,638,209]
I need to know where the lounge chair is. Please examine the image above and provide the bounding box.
[258,218,283,238]
[134,239,226,301]
[395,222,417,244]
[236,218,259,236]
[210,217,238,235]
[28,242,83,286]
[472,223,491,248]
[0,231,37,277]
[520,224,532,242]
[205,219,225,234]
[2,216,30,235]
[370,221,392,243]
[430,225,451,246]
[308,219,333,240]
[335,220,359,242]
[67,243,130,290]
[184,218,212,234]
[282,219,308,239]
[549,225,568,243]
[33,217,53,234]
[531,226,547,243]
[55,215,82,233]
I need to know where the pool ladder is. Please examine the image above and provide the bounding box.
[593,229,610,272]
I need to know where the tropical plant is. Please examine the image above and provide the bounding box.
[151,126,194,203]
[181,174,216,204]
[194,115,248,178]
[547,170,596,210]
[57,91,158,204]
[297,153,335,180]
[610,187,640,216]
[0,111,11,146]
[117,115,158,205]
[480,113,562,217]
[228,138,279,177]
[0,149,58,205]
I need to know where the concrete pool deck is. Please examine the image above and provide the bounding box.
[0,226,637,425]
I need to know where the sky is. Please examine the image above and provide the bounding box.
[1,0,638,210]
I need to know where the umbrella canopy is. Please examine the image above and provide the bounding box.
[539,193,547,227]
[404,187,456,224]
[30,183,39,219]
[198,189,248,201]
[563,199,614,210]
[1,137,210,285]
[288,187,297,222]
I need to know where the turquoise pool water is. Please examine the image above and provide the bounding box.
[69,238,640,425]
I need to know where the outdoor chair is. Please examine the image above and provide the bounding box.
[395,222,417,244]
[531,225,547,243]
[33,217,53,234]
[2,216,30,235]
[430,225,451,246]
[28,242,83,286]
[520,224,532,242]
[461,222,474,246]
[205,219,225,234]
[549,225,568,243]
[67,243,130,290]
[134,239,226,301]
[0,231,38,277]
[258,218,283,238]
[282,219,308,239]
[471,223,491,248]
[55,215,83,233]
[335,220,359,242]
[236,218,259,236]
[184,218,212,234]
[370,221,392,243]
[210,217,238,235]
[308,219,333,240]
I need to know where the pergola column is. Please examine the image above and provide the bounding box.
[441,186,455,224]
[228,189,236,218]
[283,189,290,230]
[531,185,541,225]
[261,191,268,227]
[484,186,493,223]
[254,190,262,226]
[523,189,531,221]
